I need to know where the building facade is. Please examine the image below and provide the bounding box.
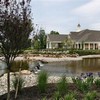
[46,25,100,50]
[70,29,100,50]
[46,34,68,49]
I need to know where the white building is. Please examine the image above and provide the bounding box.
[46,24,100,50]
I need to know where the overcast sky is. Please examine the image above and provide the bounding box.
[31,0,100,34]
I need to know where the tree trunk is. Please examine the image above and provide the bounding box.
[7,69,10,100]
[15,68,21,99]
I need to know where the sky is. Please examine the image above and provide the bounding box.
[31,0,100,34]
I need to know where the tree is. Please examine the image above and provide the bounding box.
[33,28,46,50]
[26,39,32,48]
[33,38,40,51]
[33,34,40,50]
[38,29,46,49]
[63,35,74,49]
[50,30,59,35]
[0,0,33,100]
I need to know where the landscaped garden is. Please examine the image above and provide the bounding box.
[0,71,100,100]
[0,0,100,100]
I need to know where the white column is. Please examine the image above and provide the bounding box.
[93,43,95,50]
[98,43,100,50]
[88,43,90,50]
[83,44,85,50]
[46,42,48,49]
[49,42,52,49]
[75,44,77,49]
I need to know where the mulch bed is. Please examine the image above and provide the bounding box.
[0,83,100,100]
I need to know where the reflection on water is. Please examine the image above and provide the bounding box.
[0,60,42,76]
[0,61,7,76]
[0,58,100,77]
[43,58,100,76]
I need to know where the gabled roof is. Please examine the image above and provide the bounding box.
[70,29,100,42]
[47,34,68,42]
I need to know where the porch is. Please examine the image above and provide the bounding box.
[75,42,99,50]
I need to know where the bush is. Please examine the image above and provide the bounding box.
[37,71,48,93]
[84,91,96,100]
[41,97,47,100]
[72,76,94,93]
[12,76,25,92]
[64,93,76,100]
[57,76,68,95]
[95,79,100,88]
[72,50,100,56]
[10,60,29,72]
[53,91,62,100]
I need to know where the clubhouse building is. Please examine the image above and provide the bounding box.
[46,24,100,50]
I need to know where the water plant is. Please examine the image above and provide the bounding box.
[57,75,68,95]
[37,71,48,93]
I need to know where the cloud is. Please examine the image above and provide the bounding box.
[34,16,74,34]
[31,0,100,33]
[89,23,100,30]
[32,0,72,7]
[73,0,100,16]
[33,0,70,2]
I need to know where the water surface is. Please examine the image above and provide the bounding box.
[42,58,100,76]
[0,58,100,77]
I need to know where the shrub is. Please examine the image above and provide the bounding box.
[37,71,48,93]
[57,76,68,95]
[12,76,25,92]
[84,91,96,100]
[73,50,100,56]
[53,91,62,100]
[41,97,47,100]
[86,77,94,87]
[64,93,76,100]
[95,79,100,88]
[72,77,94,93]
[10,60,29,72]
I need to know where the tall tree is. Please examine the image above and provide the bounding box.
[38,28,46,49]
[33,28,46,50]
[50,30,59,35]
[0,0,33,100]
[32,33,40,50]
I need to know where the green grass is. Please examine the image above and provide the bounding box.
[57,76,68,95]
[37,71,48,93]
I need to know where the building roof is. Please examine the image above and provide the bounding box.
[70,29,100,42]
[47,34,68,42]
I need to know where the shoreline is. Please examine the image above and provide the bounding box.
[1,54,100,62]
[16,54,100,62]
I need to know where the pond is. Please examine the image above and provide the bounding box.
[0,58,100,77]
[42,58,100,76]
